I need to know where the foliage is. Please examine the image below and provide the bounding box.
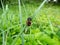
[0,0,60,45]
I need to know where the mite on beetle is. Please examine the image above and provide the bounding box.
[26,17,32,26]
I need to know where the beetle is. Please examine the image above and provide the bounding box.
[26,17,32,26]
[24,17,32,34]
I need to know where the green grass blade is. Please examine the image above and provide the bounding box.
[2,31,6,45]
[32,0,47,18]
[1,0,5,12]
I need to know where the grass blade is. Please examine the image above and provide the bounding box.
[32,0,47,18]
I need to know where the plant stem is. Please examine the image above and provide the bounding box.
[18,0,24,45]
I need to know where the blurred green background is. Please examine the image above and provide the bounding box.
[0,0,60,45]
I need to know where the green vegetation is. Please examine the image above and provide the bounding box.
[0,0,60,45]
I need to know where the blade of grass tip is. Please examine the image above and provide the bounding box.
[5,4,9,11]
[32,0,47,19]
[1,0,4,12]
[37,40,43,45]
[1,5,9,20]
